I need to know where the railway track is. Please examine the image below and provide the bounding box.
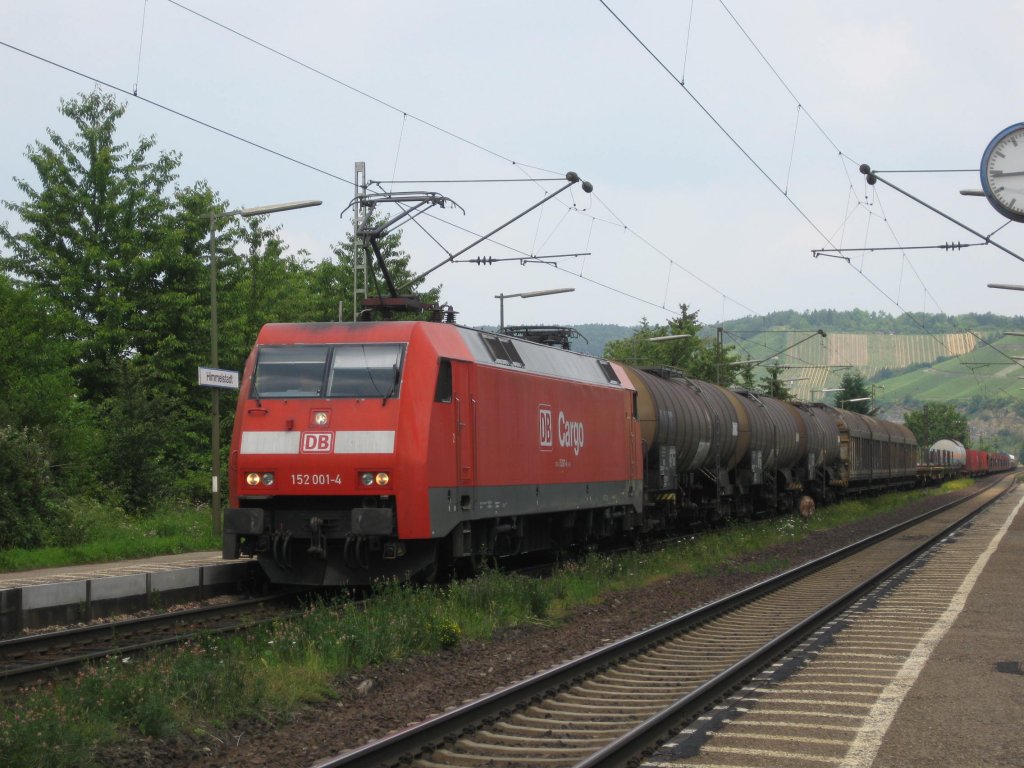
[0,592,301,686]
[314,474,1014,768]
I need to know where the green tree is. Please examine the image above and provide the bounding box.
[757,364,794,403]
[0,274,76,430]
[834,371,871,413]
[0,91,230,510]
[0,89,182,401]
[603,305,746,385]
[218,212,321,365]
[0,425,57,549]
[904,402,969,447]
[759,361,793,400]
[0,274,103,511]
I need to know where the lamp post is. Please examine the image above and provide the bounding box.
[207,199,322,536]
[495,287,574,332]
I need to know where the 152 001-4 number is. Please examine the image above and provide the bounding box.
[291,474,342,486]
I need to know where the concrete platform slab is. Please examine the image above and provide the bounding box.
[0,552,256,634]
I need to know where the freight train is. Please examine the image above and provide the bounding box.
[919,438,1014,483]
[221,320,1001,586]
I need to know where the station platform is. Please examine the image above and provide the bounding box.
[869,484,1024,766]
[0,551,255,635]
[644,478,1024,767]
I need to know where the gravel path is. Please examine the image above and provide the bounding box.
[98,489,973,768]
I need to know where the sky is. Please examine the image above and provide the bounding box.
[2,0,1024,332]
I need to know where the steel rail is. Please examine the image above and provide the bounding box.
[0,591,302,685]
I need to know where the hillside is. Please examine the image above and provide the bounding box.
[726,330,982,402]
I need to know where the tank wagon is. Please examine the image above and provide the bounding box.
[628,368,916,526]
[222,320,984,588]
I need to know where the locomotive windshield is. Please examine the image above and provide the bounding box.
[252,343,405,399]
[327,344,404,398]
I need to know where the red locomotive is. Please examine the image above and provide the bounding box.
[223,321,641,585]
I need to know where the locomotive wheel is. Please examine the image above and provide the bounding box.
[412,542,445,585]
[456,548,492,578]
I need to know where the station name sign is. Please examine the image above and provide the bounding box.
[198,367,240,390]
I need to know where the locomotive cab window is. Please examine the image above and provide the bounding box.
[434,359,453,403]
[253,345,330,397]
[252,343,405,399]
[327,343,405,399]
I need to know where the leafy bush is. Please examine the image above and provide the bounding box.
[0,425,59,549]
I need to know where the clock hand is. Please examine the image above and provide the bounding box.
[991,170,1024,177]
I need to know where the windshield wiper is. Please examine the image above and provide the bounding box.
[381,363,399,406]
[251,370,263,407]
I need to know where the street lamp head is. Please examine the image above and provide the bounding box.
[495,289,576,300]
[240,199,322,218]
[496,287,574,331]
[648,334,691,342]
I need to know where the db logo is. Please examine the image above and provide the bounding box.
[301,432,333,453]
[538,406,553,450]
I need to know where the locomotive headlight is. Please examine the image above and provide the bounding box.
[360,471,391,487]
[246,472,261,486]
[313,411,329,426]
[245,472,275,487]
[262,472,275,486]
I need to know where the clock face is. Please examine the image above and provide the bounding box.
[982,123,1024,222]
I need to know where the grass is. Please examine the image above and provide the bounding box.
[0,502,219,572]
[0,480,970,767]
